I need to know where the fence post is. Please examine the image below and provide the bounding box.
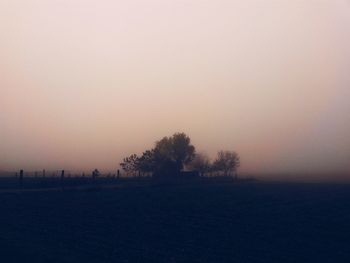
[61,170,65,189]
[19,170,24,189]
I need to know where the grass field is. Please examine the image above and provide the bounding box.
[0,178,349,262]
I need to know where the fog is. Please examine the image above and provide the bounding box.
[1,0,350,176]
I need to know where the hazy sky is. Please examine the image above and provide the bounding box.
[1,0,350,175]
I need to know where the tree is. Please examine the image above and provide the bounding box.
[120,154,140,176]
[138,150,157,174]
[120,132,196,178]
[153,132,196,177]
[172,133,196,170]
[213,151,240,177]
[188,152,211,176]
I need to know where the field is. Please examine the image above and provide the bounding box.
[0,178,350,262]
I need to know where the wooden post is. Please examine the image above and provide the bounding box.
[61,170,65,189]
[19,170,24,189]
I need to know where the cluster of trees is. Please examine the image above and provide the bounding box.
[188,151,240,178]
[120,133,240,178]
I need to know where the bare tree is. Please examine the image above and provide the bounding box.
[188,152,211,176]
[120,154,140,176]
[213,151,240,178]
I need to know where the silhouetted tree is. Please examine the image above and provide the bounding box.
[213,151,240,177]
[120,133,196,178]
[152,132,196,177]
[138,150,156,174]
[120,154,140,176]
[188,152,211,176]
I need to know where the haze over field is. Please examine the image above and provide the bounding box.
[1,0,350,176]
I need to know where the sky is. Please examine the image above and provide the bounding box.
[1,0,350,176]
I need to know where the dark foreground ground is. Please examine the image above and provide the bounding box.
[0,178,350,263]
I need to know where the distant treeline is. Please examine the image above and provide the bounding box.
[6,133,240,182]
[120,132,240,178]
